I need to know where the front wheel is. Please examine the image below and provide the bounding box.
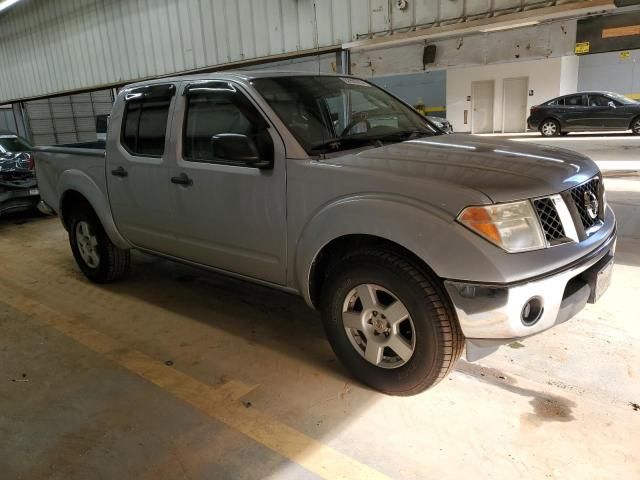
[631,117,640,135]
[540,119,560,136]
[320,250,464,396]
[68,206,131,283]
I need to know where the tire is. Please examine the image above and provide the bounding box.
[320,249,464,396]
[631,116,640,135]
[539,119,560,137]
[68,205,131,283]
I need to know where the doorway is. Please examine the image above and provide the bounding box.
[471,80,494,133]
[502,77,529,133]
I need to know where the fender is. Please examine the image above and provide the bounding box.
[294,194,504,307]
[57,169,131,250]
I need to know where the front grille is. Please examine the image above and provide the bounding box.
[533,197,566,243]
[570,177,602,231]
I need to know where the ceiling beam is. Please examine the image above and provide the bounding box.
[343,0,616,51]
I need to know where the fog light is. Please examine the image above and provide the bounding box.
[521,297,543,326]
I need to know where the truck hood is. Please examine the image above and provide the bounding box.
[324,134,599,203]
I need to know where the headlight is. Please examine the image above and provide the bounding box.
[457,200,545,252]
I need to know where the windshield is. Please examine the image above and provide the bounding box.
[607,92,637,105]
[251,76,437,155]
[0,136,32,153]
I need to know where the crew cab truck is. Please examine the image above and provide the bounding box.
[34,73,616,395]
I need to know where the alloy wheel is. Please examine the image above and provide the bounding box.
[75,221,100,268]
[342,284,416,369]
[541,121,558,136]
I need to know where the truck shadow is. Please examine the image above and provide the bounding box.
[102,251,353,384]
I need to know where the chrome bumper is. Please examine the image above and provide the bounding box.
[444,230,616,360]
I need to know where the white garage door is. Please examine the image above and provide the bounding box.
[25,89,114,146]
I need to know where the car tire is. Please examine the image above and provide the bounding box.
[68,205,131,283]
[320,249,464,396]
[631,117,640,135]
[540,119,560,137]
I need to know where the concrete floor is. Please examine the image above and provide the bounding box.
[479,131,640,173]
[1,174,639,478]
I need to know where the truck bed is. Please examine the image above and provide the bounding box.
[33,142,107,215]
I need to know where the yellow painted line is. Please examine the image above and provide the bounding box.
[0,280,389,480]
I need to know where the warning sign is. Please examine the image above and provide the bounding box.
[575,42,590,54]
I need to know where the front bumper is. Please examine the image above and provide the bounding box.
[444,229,616,360]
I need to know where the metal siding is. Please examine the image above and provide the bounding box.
[578,49,640,96]
[0,0,592,103]
[24,88,114,146]
[0,108,17,134]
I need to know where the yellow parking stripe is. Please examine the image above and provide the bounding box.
[0,279,389,480]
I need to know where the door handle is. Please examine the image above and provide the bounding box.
[170,173,193,186]
[111,166,128,178]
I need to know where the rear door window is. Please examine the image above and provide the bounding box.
[564,95,585,107]
[121,84,175,157]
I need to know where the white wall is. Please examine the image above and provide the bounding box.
[560,55,580,96]
[446,56,578,133]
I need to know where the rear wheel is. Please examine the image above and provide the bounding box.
[320,250,464,396]
[631,117,640,135]
[540,119,560,136]
[68,206,131,283]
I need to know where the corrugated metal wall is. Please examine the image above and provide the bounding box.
[24,89,115,146]
[578,49,640,98]
[0,107,17,134]
[0,0,587,103]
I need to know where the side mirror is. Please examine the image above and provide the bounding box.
[211,134,272,169]
[608,101,616,109]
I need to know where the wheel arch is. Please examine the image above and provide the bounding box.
[57,170,130,249]
[307,234,442,309]
[294,196,503,309]
[628,114,640,131]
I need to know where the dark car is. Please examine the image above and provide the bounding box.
[527,91,640,136]
[0,133,40,217]
[425,115,453,134]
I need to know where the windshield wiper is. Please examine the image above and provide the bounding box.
[309,129,433,154]
[375,130,432,142]
[308,136,379,154]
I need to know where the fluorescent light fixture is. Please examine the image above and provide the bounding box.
[480,21,540,32]
[0,0,21,13]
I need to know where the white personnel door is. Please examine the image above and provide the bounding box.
[471,80,495,134]
[502,77,529,133]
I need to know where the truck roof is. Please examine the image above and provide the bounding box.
[124,71,345,89]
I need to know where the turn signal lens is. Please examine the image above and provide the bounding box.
[457,201,546,253]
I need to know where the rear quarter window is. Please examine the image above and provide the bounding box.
[120,85,174,157]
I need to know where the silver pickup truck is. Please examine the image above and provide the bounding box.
[34,72,616,395]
